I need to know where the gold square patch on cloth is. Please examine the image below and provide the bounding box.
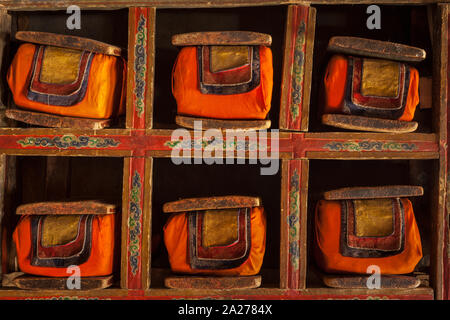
[210,46,250,73]
[41,215,81,247]
[40,47,83,85]
[354,199,394,237]
[202,209,239,247]
[361,59,400,98]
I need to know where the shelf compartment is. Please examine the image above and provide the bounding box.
[0,155,124,291]
[306,159,438,294]
[308,5,434,134]
[0,9,129,130]
[152,6,286,130]
[151,159,281,289]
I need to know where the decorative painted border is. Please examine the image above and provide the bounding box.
[128,170,142,276]
[290,22,306,124]
[17,135,120,149]
[323,141,417,152]
[25,297,110,300]
[280,5,313,131]
[288,168,300,273]
[164,137,268,152]
[134,13,147,119]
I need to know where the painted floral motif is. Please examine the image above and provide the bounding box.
[17,135,120,149]
[323,141,417,152]
[288,168,300,271]
[128,171,142,276]
[290,21,306,124]
[134,14,147,118]
[26,297,108,300]
[164,137,265,152]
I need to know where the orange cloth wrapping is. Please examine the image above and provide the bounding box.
[7,43,126,119]
[314,199,423,275]
[13,214,115,277]
[172,46,273,120]
[164,207,266,276]
[322,54,419,121]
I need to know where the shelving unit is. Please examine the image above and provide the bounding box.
[0,0,447,300]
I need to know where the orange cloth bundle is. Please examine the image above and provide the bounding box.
[172,43,273,120]
[314,198,423,275]
[13,202,115,277]
[322,54,419,122]
[7,43,126,119]
[164,206,266,276]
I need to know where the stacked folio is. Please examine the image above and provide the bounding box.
[4,201,117,290]
[6,32,126,129]
[162,196,266,289]
[314,186,423,288]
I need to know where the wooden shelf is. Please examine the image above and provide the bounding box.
[0,2,447,301]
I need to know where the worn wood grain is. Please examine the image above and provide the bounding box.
[172,31,272,46]
[430,4,447,300]
[419,76,433,109]
[322,114,418,133]
[279,5,315,131]
[322,274,421,289]
[5,109,114,129]
[120,157,130,290]
[323,185,424,200]
[15,31,122,56]
[279,160,289,289]
[176,116,271,131]
[3,273,114,290]
[165,275,261,289]
[0,1,441,11]
[328,36,426,62]
[163,196,261,213]
[16,200,116,215]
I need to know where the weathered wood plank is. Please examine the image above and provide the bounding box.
[176,116,271,131]
[279,5,316,131]
[16,200,116,215]
[322,114,418,133]
[15,31,122,56]
[327,36,426,62]
[322,274,421,289]
[323,185,424,200]
[419,76,432,109]
[172,31,272,46]
[3,273,114,290]
[165,275,261,289]
[6,109,114,129]
[163,196,261,213]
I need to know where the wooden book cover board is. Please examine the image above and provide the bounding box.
[165,275,261,289]
[2,273,114,290]
[323,185,424,200]
[16,200,117,215]
[175,116,271,131]
[15,31,122,56]
[327,36,426,62]
[321,114,419,133]
[163,196,261,213]
[322,274,421,289]
[172,31,271,46]
[6,109,113,130]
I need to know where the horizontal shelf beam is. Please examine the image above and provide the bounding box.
[0,287,434,300]
[0,130,439,159]
[0,0,441,11]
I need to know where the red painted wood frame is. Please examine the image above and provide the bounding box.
[0,4,445,301]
